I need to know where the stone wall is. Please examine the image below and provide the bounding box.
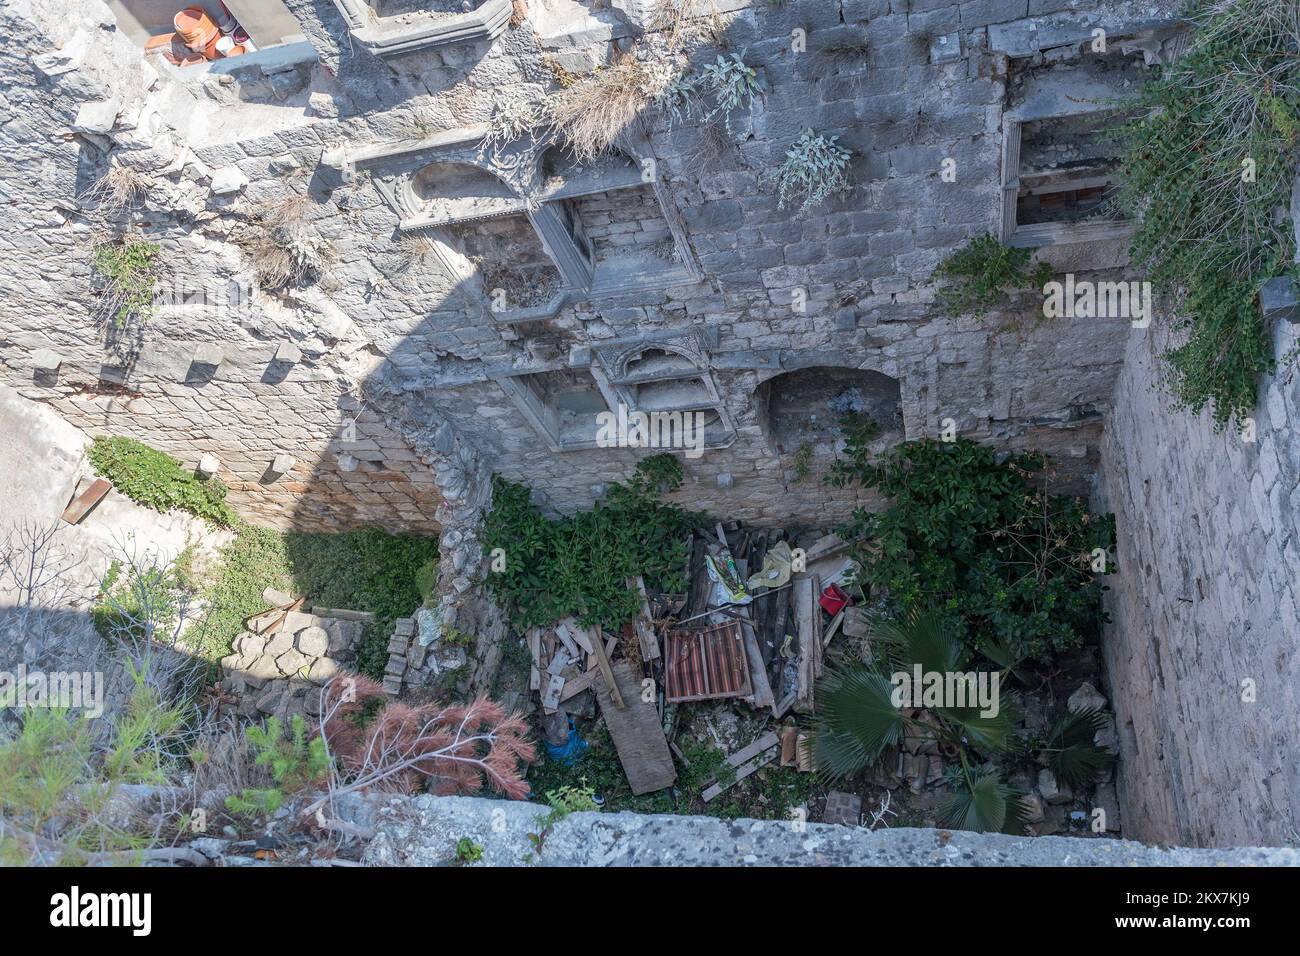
[0,0,1185,541]
[346,793,1300,867]
[0,0,444,535]
[1098,319,1300,848]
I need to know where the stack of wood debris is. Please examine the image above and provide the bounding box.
[524,520,858,802]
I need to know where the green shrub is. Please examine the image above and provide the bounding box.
[0,675,189,864]
[88,436,236,527]
[773,129,854,210]
[482,455,704,630]
[91,558,181,642]
[828,436,1115,663]
[1115,0,1300,427]
[932,233,1053,317]
[225,714,330,817]
[455,837,484,863]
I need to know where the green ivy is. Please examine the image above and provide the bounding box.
[1115,0,1300,426]
[828,436,1115,663]
[482,455,705,631]
[933,233,1053,317]
[88,436,236,527]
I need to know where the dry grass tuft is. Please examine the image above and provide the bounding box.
[82,164,151,216]
[240,193,334,290]
[548,50,661,163]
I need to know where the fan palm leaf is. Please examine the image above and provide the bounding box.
[1044,707,1113,789]
[938,769,1029,833]
[814,668,906,779]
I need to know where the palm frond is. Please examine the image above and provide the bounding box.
[938,697,1015,755]
[938,769,1029,833]
[813,667,906,779]
[1044,707,1112,789]
[871,607,965,674]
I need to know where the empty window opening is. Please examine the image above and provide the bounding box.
[570,184,679,272]
[757,367,903,453]
[509,368,612,449]
[448,214,561,310]
[1016,111,1128,226]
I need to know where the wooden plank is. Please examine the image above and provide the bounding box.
[542,673,566,712]
[311,607,375,624]
[251,596,305,636]
[589,625,624,709]
[702,748,778,802]
[803,533,849,565]
[823,609,846,650]
[598,661,675,795]
[794,575,823,712]
[558,667,598,701]
[553,621,580,657]
[780,726,798,767]
[629,575,661,661]
[724,731,780,768]
[527,628,541,691]
[559,618,594,654]
[60,478,112,525]
[546,647,572,677]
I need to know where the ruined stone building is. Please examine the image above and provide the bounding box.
[1,0,1297,850]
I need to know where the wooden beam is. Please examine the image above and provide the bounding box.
[60,478,111,525]
[822,609,846,650]
[629,575,661,661]
[553,621,580,657]
[702,748,778,802]
[589,624,624,709]
[527,628,541,691]
[542,673,566,712]
[559,618,594,654]
[558,667,598,701]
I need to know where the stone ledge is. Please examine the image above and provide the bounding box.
[350,794,1300,867]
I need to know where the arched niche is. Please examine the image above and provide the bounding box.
[407,160,523,223]
[756,366,903,453]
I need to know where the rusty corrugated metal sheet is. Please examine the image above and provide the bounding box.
[664,621,752,703]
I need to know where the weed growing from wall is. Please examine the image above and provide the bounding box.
[772,129,853,210]
[697,52,762,131]
[1115,0,1300,427]
[92,239,160,328]
[932,234,1052,317]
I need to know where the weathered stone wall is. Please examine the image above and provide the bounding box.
[346,793,1300,866]
[0,0,443,534]
[0,0,1184,540]
[1098,318,1300,848]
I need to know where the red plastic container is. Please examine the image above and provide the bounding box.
[819,583,852,615]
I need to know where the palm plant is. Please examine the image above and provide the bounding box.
[813,610,1027,833]
[1041,708,1113,790]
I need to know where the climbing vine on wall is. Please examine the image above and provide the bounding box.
[481,455,706,630]
[1115,0,1300,427]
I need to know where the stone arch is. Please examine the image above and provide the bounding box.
[755,366,903,454]
[405,159,524,222]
